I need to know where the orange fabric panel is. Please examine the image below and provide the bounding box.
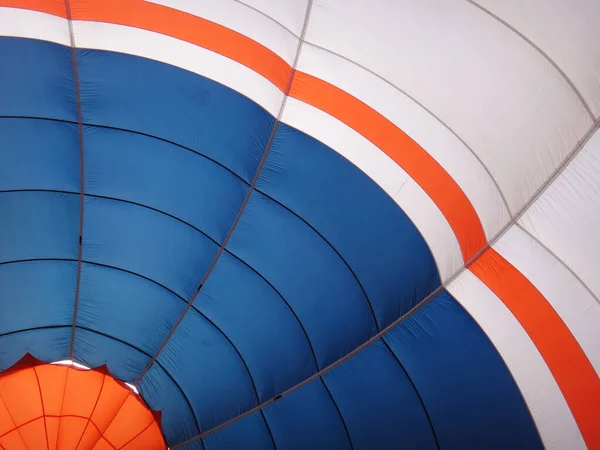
[470,248,600,449]
[0,368,42,427]
[35,365,68,417]
[45,417,59,450]
[75,422,101,450]
[0,358,166,450]
[90,378,129,434]
[103,397,153,449]
[121,422,165,450]
[60,369,104,418]
[56,416,88,450]
[19,418,48,450]
[0,430,28,450]
[0,0,487,262]
[91,437,115,450]
[0,397,16,436]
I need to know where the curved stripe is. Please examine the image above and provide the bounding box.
[448,270,585,449]
[288,72,485,262]
[0,0,487,263]
[470,248,600,449]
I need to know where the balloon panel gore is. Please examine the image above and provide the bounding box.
[0,354,166,450]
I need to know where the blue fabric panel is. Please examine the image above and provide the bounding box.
[0,118,79,192]
[82,195,219,299]
[76,48,275,182]
[152,308,259,431]
[256,123,440,329]
[83,125,247,243]
[322,339,437,450]
[0,38,75,121]
[179,441,205,450]
[0,327,70,371]
[226,190,377,368]
[384,291,543,450]
[0,191,79,262]
[263,379,351,450]
[139,362,200,447]
[0,261,75,335]
[198,251,316,402]
[202,411,274,450]
[76,262,185,357]
[72,328,150,382]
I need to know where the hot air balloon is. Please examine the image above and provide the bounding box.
[0,0,598,449]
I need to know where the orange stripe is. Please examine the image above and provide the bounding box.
[289,72,485,261]
[0,0,487,261]
[69,0,291,92]
[0,0,66,17]
[470,248,600,449]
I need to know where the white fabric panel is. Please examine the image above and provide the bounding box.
[237,0,309,36]
[448,270,586,450]
[72,21,283,116]
[305,0,593,214]
[519,127,600,300]
[296,43,510,240]
[0,7,70,46]
[281,97,462,282]
[145,0,299,64]
[474,0,600,118]
[494,226,600,375]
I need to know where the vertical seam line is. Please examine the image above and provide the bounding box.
[65,0,86,360]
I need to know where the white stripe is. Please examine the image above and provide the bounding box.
[520,128,600,300]
[281,97,462,282]
[0,9,285,116]
[144,0,299,64]
[295,43,510,240]
[494,226,600,375]
[306,0,593,213]
[72,21,284,117]
[0,7,70,46]
[448,270,586,450]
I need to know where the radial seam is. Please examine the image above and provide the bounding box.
[65,0,86,360]
[129,5,314,448]
[171,118,600,450]
[31,366,50,450]
[74,372,106,450]
[131,0,314,386]
[515,223,600,307]
[466,0,596,121]
[0,386,28,449]
[304,41,512,217]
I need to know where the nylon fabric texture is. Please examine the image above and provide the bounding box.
[0,1,599,449]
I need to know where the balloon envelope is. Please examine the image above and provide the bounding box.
[0,1,599,449]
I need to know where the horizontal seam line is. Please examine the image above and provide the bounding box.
[0,115,249,185]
